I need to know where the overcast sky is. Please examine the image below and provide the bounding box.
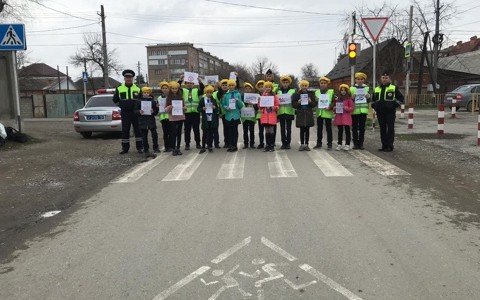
[17,0,480,82]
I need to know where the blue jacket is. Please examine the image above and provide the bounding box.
[221,90,244,121]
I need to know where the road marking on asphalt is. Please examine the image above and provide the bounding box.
[41,210,61,218]
[153,236,362,299]
[211,236,251,264]
[216,150,246,180]
[261,237,297,262]
[162,152,207,181]
[307,148,354,177]
[268,150,298,178]
[300,264,364,300]
[152,266,211,300]
[112,153,169,183]
[349,150,410,176]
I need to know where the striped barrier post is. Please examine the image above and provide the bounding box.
[437,104,445,135]
[477,113,480,146]
[372,111,376,130]
[450,98,457,119]
[408,103,414,129]
[400,104,405,118]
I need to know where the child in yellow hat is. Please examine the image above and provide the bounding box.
[333,84,355,151]
[255,80,266,149]
[241,82,257,148]
[158,81,172,152]
[178,74,205,150]
[350,72,371,150]
[277,75,296,149]
[292,80,316,151]
[221,79,244,152]
[198,85,219,153]
[259,81,280,152]
[137,86,159,158]
[165,81,186,156]
[314,76,336,150]
[215,78,230,148]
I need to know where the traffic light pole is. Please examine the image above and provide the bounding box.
[350,12,356,86]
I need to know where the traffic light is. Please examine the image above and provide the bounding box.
[348,43,357,66]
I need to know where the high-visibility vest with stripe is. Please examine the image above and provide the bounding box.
[157,95,169,121]
[182,88,200,114]
[350,85,370,115]
[374,84,397,102]
[315,89,335,119]
[213,91,224,116]
[116,83,140,100]
[277,88,296,116]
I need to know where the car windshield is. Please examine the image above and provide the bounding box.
[452,85,473,92]
[85,96,117,108]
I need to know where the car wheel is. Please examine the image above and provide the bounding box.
[466,101,473,112]
[80,132,93,138]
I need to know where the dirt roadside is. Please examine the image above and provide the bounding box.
[0,120,144,264]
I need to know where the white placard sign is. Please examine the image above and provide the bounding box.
[335,102,344,114]
[300,94,309,106]
[244,93,259,104]
[355,88,367,104]
[241,107,255,118]
[184,71,199,85]
[317,93,329,109]
[205,101,213,114]
[260,96,274,107]
[172,100,184,116]
[158,97,166,113]
[279,94,292,105]
[141,101,152,115]
[229,72,237,81]
[204,75,219,85]
[229,98,237,110]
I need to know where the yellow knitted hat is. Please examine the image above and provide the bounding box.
[227,79,237,87]
[159,81,169,88]
[255,80,265,89]
[244,82,254,89]
[204,85,215,93]
[319,76,331,83]
[141,86,152,93]
[169,81,180,89]
[280,75,292,84]
[355,72,367,80]
[299,80,310,88]
[263,81,274,88]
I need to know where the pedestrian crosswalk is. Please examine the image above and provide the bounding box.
[112,147,410,183]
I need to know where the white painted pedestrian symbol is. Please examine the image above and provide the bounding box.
[152,236,364,300]
[1,25,23,46]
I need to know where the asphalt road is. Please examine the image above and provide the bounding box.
[1,127,480,299]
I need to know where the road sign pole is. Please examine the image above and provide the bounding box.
[83,81,87,105]
[373,42,377,91]
[11,50,22,132]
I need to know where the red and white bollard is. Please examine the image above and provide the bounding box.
[450,99,457,118]
[437,104,445,135]
[400,104,405,119]
[408,103,414,129]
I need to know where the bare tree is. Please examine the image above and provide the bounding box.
[15,51,36,70]
[250,56,279,81]
[69,33,122,84]
[0,0,41,21]
[300,63,319,79]
[232,63,254,84]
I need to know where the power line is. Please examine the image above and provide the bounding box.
[30,1,97,21]
[29,22,100,33]
[203,0,343,16]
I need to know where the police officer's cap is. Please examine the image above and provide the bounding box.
[265,69,273,75]
[380,69,391,77]
[122,69,135,77]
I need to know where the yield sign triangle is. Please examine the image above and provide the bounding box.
[1,25,24,46]
[361,17,388,42]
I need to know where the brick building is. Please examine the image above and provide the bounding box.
[146,43,233,84]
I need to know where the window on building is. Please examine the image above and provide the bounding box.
[154,70,162,75]
[168,50,188,55]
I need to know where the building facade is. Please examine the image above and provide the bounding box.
[146,43,232,84]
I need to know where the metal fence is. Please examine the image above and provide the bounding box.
[406,94,445,107]
[21,93,85,118]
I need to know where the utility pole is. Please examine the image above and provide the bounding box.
[83,58,87,105]
[137,61,141,84]
[405,5,413,98]
[417,31,429,95]
[98,5,109,88]
[432,0,441,94]
[350,11,356,86]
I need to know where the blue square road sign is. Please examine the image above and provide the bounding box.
[0,24,27,51]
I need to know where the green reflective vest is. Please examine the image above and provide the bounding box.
[277,88,296,116]
[213,91,224,116]
[374,84,397,102]
[157,95,169,121]
[350,85,370,115]
[272,83,279,93]
[182,88,200,114]
[315,89,335,119]
[117,83,140,100]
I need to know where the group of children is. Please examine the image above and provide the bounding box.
[135,71,372,157]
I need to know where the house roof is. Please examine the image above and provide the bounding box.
[18,63,67,77]
[444,36,480,56]
[73,77,121,90]
[19,77,76,91]
[326,39,399,80]
[437,50,480,76]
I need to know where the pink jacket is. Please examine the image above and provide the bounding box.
[259,93,280,125]
[332,97,354,126]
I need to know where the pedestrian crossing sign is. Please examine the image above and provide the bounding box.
[0,24,26,51]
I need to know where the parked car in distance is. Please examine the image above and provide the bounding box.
[444,84,480,112]
[73,95,121,138]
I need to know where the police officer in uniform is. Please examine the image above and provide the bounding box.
[113,69,143,154]
[371,70,404,152]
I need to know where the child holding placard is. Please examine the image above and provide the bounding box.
[221,79,244,152]
[198,85,219,153]
[277,75,296,149]
[350,72,371,150]
[213,79,229,149]
[259,81,280,152]
[255,80,266,149]
[165,81,186,156]
[292,80,316,151]
[137,86,159,158]
[314,76,336,150]
[332,84,355,151]
[241,82,257,149]
[158,81,172,152]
